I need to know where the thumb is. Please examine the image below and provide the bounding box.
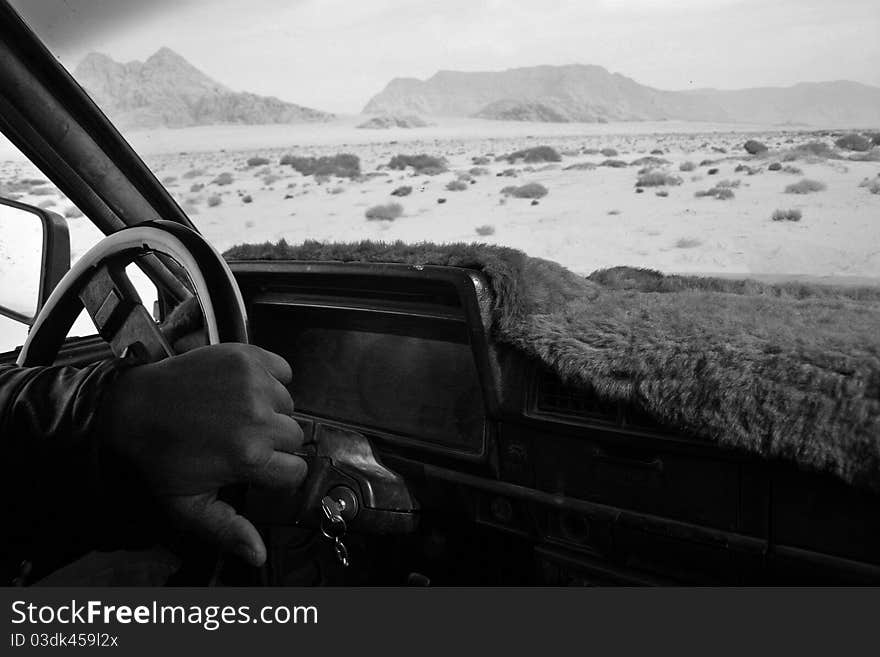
[167,493,267,567]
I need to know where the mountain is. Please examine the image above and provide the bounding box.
[363,64,880,126]
[74,48,333,129]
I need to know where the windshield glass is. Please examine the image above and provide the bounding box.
[8,0,880,283]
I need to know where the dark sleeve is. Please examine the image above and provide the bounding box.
[0,359,144,580]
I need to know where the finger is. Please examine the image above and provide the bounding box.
[266,414,305,453]
[246,451,309,490]
[183,496,267,567]
[263,375,295,415]
[247,346,292,385]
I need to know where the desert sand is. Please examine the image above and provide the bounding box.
[1,116,879,351]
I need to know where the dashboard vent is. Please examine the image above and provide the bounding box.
[534,370,620,425]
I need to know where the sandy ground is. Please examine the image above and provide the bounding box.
[1,116,879,351]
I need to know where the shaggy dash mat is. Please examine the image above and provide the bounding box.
[225,240,880,491]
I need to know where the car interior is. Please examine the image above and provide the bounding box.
[2,1,880,586]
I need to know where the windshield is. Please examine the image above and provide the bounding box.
[6,0,880,283]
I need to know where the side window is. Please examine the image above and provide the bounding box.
[0,133,158,356]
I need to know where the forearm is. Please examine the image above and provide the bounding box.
[1,359,140,578]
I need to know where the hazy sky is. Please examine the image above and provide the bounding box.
[10,0,880,114]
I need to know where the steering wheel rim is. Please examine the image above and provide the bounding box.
[18,220,248,367]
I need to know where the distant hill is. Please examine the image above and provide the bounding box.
[364,64,880,126]
[74,47,333,129]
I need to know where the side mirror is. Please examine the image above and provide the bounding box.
[0,196,70,326]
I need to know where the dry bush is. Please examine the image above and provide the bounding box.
[190,183,204,193]
[506,146,561,163]
[207,194,222,207]
[859,178,880,194]
[768,162,782,171]
[212,172,234,186]
[772,208,802,222]
[472,156,491,165]
[714,179,740,189]
[679,161,696,172]
[600,148,618,157]
[445,179,468,191]
[630,156,670,167]
[390,185,412,197]
[835,133,872,152]
[785,179,826,194]
[782,165,802,175]
[388,154,447,175]
[675,238,701,249]
[564,162,597,171]
[182,169,204,179]
[600,159,627,168]
[636,171,682,187]
[469,167,490,176]
[281,153,361,178]
[475,224,496,236]
[246,156,271,167]
[500,182,548,199]
[695,186,735,200]
[743,140,768,154]
[365,202,403,221]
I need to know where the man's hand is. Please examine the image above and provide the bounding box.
[98,343,306,567]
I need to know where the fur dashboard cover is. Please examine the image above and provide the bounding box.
[224,240,880,491]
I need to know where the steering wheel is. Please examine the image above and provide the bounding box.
[18,220,247,367]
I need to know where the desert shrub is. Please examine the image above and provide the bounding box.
[472,156,491,165]
[28,187,55,196]
[469,167,490,176]
[190,183,204,192]
[390,185,412,197]
[869,133,880,146]
[387,153,447,174]
[651,149,665,155]
[679,161,696,172]
[212,172,234,186]
[564,162,597,171]
[506,146,561,163]
[714,179,740,188]
[785,178,826,194]
[768,162,782,171]
[848,150,880,162]
[656,190,669,198]
[37,199,55,208]
[695,186,735,200]
[475,224,495,236]
[631,156,670,167]
[794,141,833,157]
[635,172,682,187]
[445,179,468,191]
[743,140,768,155]
[242,194,253,203]
[499,168,518,177]
[699,159,714,167]
[600,148,618,157]
[707,168,719,175]
[835,133,872,152]
[858,178,880,194]
[600,159,627,168]
[772,208,802,222]
[63,206,83,218]
[161,175,177,184]
[207,194,222,207]
[500,182,548,199]
[782,165,802,175]
[182,169,204,179]
[281,153,361,178]
[246,156,271,167]
[365,202,403,221]
[675,238,701,249]
[328,186,345,194]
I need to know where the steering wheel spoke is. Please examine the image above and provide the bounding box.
[79,261,174,362]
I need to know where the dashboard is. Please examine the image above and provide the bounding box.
[230,259,880,585]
